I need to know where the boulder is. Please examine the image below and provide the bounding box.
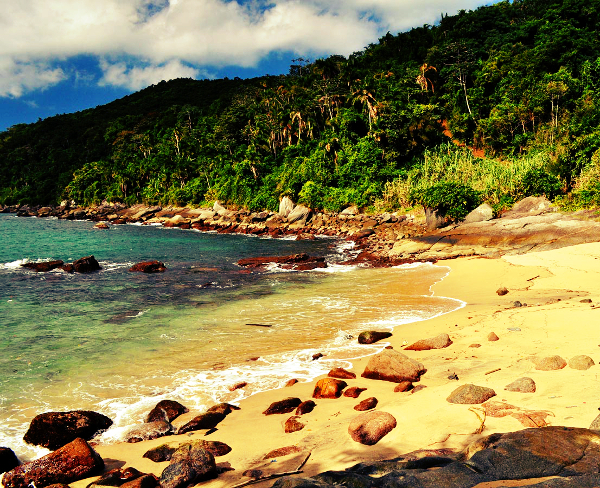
[568,355,595,370]
[393,381,413,392]
[404,333,452,351]
[285,379,299,387]
[125,420,173,443]
[279,196,295,218]
[146,400,189,423]
[295,401,316,416]
[237,254,322,269]
[285,416,305,433]
[340,206,359,216]
[0,447,20,474]
[343,387,367,398]
[502,196,553,218]
[361,349,426,383]
[263,398,302,415]
[312,378,347,399]
[463,203,494,224]
[177,412,225,434]
[447,384,496,404]
[505,377,536,393]
[144,445,177,463]
[327,368,356,379]
[2,438,103,488]
[129,261,167,273]
[357,331,392,345]
[533,355,567,371]
[590,414,600,431]
[21,260,65,272]
[425,207,451,230]
[205,403,240,416]
[496,287,509,296]
[23,410,113,450]
[72,256,101,273]
[94,222,110,229]
[354,397,378,411]
[287,205,311,224]
[348,411,397,445]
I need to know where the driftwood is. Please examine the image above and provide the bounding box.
[232,452,311,488]
[247,323,273,327]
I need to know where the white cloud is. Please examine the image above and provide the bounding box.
[0,0,493,97]
[99,59,202,90]
[0,56,66,97]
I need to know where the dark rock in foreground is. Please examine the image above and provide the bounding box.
[263,398,302,415]
[146,400,188,423]
[0,447,20,474]
[160,446,216,488]
[357,331,392,345]
[23,410,113,450]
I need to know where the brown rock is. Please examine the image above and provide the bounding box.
[0,447,20,474]
[94,222,109,229]
[393,381,413,392]
[354,397,378,411]
[176,412,225,435]
[411,385,427,394]
[143,445,177,463]
[327,368,356,379]
[205,403,240,415]
[228,381,247,391]
[496,287,509,296]
[312,378,347,399]
[125,420,173,442]
[312,353,324,360]
[129,261,167,273]
[469,344,481,348]
[504,377,536,393]
[447,384,496,404]
[404,333,452,351]
[348,411,397,445]
[358,331,392,345]
[285,379,298,387]
[242,470,263,479]
[361,349,426,383]
[487,332,500,341]
[568,355,595,370]
[532,355,567,370]
[120,474,158,488]
[21,260,65,272]
[72,256,102,273]
[263,446,302,459]
[284,416,305,433]
[2,438,103,488]
[343,387,367,398]
[590,414,600,431]
[263,398,302,415]
[295,401,316,415]
[146,400,188,423]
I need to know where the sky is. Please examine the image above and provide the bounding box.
[0,0,495,132]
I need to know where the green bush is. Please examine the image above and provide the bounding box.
[517,167,562,200]
[410,181,481,220]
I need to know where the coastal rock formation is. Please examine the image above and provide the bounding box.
[295,401,316,415]
[129,261,167,273]
[312,378,347,399]
[357,331,392,344]
[482,402,552,428]
[125,420,173,443]
[446,384,496,404]
[354,397,378,411]
[72,255,102,273]
[2,438,104,488]
[206,403,240,416]
[177,413,225,434]
[0,447,20,474]
[86,467,156,488]
[237,253,326,271]
[404,333,453,351]
[348,411,397,445]
[463,203,494,224]
[327,368,356,379]
[533,355,567,370]
[143,441,231,463]
[505,377,536,393]
[21,260,64,272]
[343,387,367,398]
[263,398,302,415]
[159,449,216,488]
[568,355,595,370]
[23,410,113,450]
[146,400,189,423]
[361,349,426,383]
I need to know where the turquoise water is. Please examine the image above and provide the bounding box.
[0,214,462,461]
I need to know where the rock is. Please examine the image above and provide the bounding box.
[264,446,302,459]
[354,397,378,411]
[72,256,102,273]
[425,207,450,230]
[228,381,247,391]
[312,378,347,399]
[343,387,367,398]
[263,398,302,415]
[285,416,305,433]
[590,414,600,431]
[23,410,113,450]
[393,381,413,392]
[312,353,324,360]
[146,400,188,423]
[295,401,316,415]
[129,261,167,273]
[505,377,536,393]
[446,384,496,404]
[125,420,173,442]
[463,203,494,224]
[278,196,295,217]
[357,331,392,344]
[488,332,500,341]
[568,355,595,370]
[482,401,553,427]
[242,469,263,479]
[361,349,427,383]
[404,333,452,351]
[348,411,397,445]
[285,379,299,387]
[2,438,104,488]
[470,343,481,348]
[496,287,509,296]
[121,474,158,488]
[502,196,553,218]
[237,254,324,269]
[287,205,311,224]
[533,355,567,370]
[581,298,593,303]
[143,445,177,463]
[512,300,523,307]
[411,385,427,394]
[159,461,197,488]
[0,447,20,474]
[205,403,240,415]
[340,206,359,216]
[327,368,356,379]
[94,222,110,229]
[177,412,225,434]
[87,467,145,488]
[21,260,65,272]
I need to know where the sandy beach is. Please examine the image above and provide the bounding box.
[60,241,600,487]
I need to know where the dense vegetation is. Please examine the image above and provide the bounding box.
[2,0,600,217]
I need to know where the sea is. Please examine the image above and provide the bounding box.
[0,214,464,461]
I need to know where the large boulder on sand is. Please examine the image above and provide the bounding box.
[159,448,216,488]
[263,398,302,415]
[568,355,595,370]
[23,410,113,450]
[146,400,189,423]
[532,355,567,370]
[313,378,347,399]
[0,447,20,474]
[361,349,426,383]
[2,438,103,488]
[447,384,496,404]
[348,411,397,445]
[404,333,452,351]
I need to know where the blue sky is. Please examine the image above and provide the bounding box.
[1,0,495,132]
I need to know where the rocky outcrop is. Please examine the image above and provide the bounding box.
[348,411,397,445]
[237,253,326,271]
[21,260,65,272]
[23,410,113,450]
[2,438,103,488]
[129,261,167,273]
[146,400,188,423]
[72,256,102,273]
[361,349,426,383]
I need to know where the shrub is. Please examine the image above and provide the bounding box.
[410,181,481,220]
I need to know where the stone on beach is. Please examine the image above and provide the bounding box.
[361,349,426,383]
[263,398,303,415]
[0,447,20,474]
[504,377,536,393]
[568,355,595,370]
[590,414,600,431]
[2,438,103,488]
[446,384,496,404]
[357,331,392,344]
[327,368,356,379]
[348,411,397,445]
[487,332,500,341]
[285,416,305,433]
[496,287,509,296]
[206,403,240,415]
[312,378,347,399]
[146,400,189,423]
[177,412,225,434]
[343,387,367,398]
[354,397,378,411]
[533,355,567,370]
[404,333,453,351]
[129,261,167,273]
[159,456,216,488]
[393,381,413,392]
[125,420,173,443]
[295,401,316,415]
[23,410,113,450]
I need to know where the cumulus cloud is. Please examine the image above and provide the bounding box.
[1,0,492,97]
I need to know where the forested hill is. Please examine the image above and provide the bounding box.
[2,0,600,216]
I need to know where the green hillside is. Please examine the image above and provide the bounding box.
[2,0,600,216]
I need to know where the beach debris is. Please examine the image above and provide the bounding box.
[590,414,600,431]
[246,323,272,327]
[354,397,378,411]
[496,287,509,296]
[295,401,316,415]
[507,327,521,332]
[0,447,20,474]
[284,416,305,433]
[505,377,536,393]
[484,368,501,375]
[361,349,427,383]
[357,330,392,345]
[2,438,104,488]
[312,378,347,399]
[447,373,459,381]
[263,398,302,415]
[129,261,167,273]
[228,382,248,392]
[348,411,397,445]
[159,447,216,488]
[394,381,413,392]
[285,379,298,387]
[311,353,324,361]
[404,333,453,351]
[487,332,499,341]
[327,368,356,379]
[146,400,189,423]
[23,410,113,450]
[568,355,595,370]
[344,387,367,398]
[447,384,496,404]
[125,420,173,443]
[177,412,225,435]
[532,355,567,371]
